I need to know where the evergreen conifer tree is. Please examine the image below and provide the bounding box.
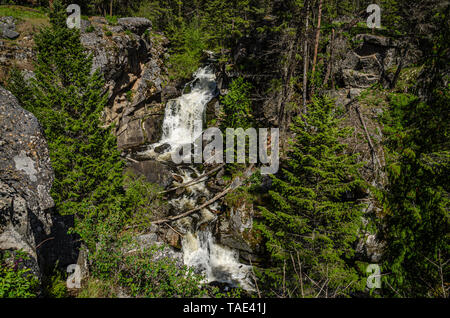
[256,95,366,297]
[7,0,125,228]
[381,6,449,297]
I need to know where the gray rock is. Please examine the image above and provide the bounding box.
[126,160,173,188]
[117,118,145,149]
[342,69,380,88]
[0,86,54,278]
[117,17,152,36]
[0,16,19,39]
[154,143,171,154]
[161,85,179,102]
[2,28,19,39]
[354,34,393,48]
[80,18,92,32]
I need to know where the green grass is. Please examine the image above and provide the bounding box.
[0,5,48,21]
[105,15,118,26]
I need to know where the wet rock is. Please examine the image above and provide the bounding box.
[172,174,184,183]
[164,228,181,249]
[207,180,222,192]
[127,160,172,188]
[206,98,220,124]
[175,187,186,196]
[218,202,262,262]
[143,114,164,144]
[0,86,54,278]
[154,143,171,154]
[161,85,179,102]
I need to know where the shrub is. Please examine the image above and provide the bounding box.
[0,251,39,298]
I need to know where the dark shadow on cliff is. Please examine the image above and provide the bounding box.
[32,211,81,277]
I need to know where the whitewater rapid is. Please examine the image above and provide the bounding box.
[148,66,254,291]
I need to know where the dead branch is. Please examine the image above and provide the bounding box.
[159,163,225,194]
[152,165,254,225]
[355,104,383,171]
[249,259,262,298]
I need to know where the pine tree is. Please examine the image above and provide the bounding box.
[381,4,449,297]
[256,95,366,297]
[7,0,125,229]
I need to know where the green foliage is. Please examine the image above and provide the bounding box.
[122,172,169,231]
[42,267,69,298]
[84,214,207,298]
[85,25,95,33]
[7,0,126,226]
[220,77,253,129]
[77,277,117,298]
[117,245,207,298]
[380,6,449,297]
[126,90,133,102]
[0,251,39,298]
[255,95,367,297]
[105,15,118,25]
[219,77,254,175]
[381,90,449,297]
[0,4,48,20]
[167,19,209,80]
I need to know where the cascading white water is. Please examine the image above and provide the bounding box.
[148,66,254,291]
[160,67,217,145]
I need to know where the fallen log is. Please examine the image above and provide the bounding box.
[355,104,383,170]
[159,163,225,194]
[152,164,254,225]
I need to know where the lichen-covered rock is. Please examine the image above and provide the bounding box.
[0,16,19,39]
[218,202,263,264]
[0,86,54,277]
[117,17,152,36]
[335,34,421,89]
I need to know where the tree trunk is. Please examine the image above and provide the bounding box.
[110,0,113,17]
[323,28,335,87]
[302,1,310,112]
[311,0,323,75]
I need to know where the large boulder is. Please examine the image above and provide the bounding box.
[335,33,421,89]
[0,86,54,277]
[218,201,263,264]
[126,160,173,189]
[117,17,152,36]
[0,16,19,40]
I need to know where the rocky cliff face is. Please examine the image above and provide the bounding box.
[0,86,54,277]
[79,17,170,152]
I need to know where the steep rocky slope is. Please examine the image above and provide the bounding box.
[0,86,54,278]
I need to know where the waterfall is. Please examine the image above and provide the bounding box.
[147,66,254,291]
[161,66,217,145]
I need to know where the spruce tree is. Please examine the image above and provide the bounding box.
[381,5,449,297]
[256,95,366,297]
[7,0,125,232]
